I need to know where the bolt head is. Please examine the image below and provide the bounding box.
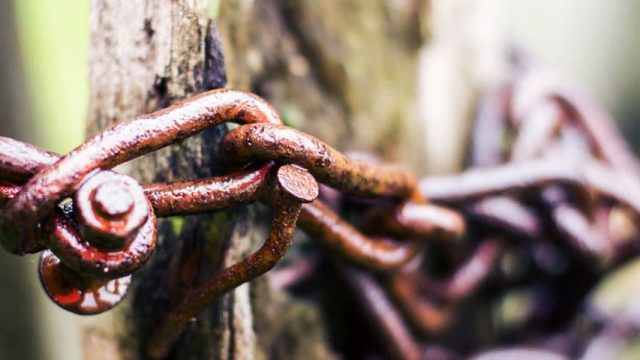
[276,164,319,203]
[93,181,135,218]
[75,171,149,249]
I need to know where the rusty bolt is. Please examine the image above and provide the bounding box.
[44,206,157,279]
[75,171,149,250]
[94,181,134,218]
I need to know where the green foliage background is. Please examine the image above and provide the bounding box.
[15,0,89,153]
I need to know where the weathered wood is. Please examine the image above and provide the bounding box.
[86,1,254,359]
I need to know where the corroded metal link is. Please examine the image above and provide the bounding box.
[342,266,423,360]
[420,158,586,203]
[509,101,563,162]
[0,175,159,280]
[220,123,419,199]
[0,89,283,255]
[38,250,132,315]
[428,238,503,301]
[143,162,277,217]
[0,155,276,278]
[541,186,613,263]
[465,196,542,238]
[420,157,640,215]
[0,136,58,183]
[387,238,502,336]
[43,208,157,278]
[0,141,276,219]
[387,271,454,336]
[298,200,423,271]
[361,202,466,242]
[0,90,287,316]
[148,164,319,358]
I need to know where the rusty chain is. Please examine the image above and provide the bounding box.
[1,60,640,358]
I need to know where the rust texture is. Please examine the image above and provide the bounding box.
[2,59,640,359]
[220,123,419,199]
[297,200,424,271]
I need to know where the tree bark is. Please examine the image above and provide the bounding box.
[84,1,502,359]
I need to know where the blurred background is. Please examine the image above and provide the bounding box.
[0,0,639,359]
